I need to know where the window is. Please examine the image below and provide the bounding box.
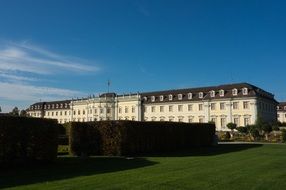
[199,104,203,111]
[125,106,128,113]
[199,118,204,123]
[94,108,97,114]
[178,105,183,112]
[234,118,239,126]
[211,118,217,124]
[232,88,238,96]
[83,110,85,115]
[160,117,165,121]
[169,105,173,112]
[178,117,184,122]
[160,95,164,101]
[243,101,249,109]
[160,106,164,112]
[178,94,183,100]
[199,92,204,99]
[60,111,62,116]
[169,94,173,101]
[210,90,215,98]
[188,93,192,99]
[244,118,250,126]
[219,90,224,97]
[151,96,155,102]
[220,103,225,110]
[169,117,174,122]
[52,112,54,116]
[65,111,67,115]
[188,117,193,123]
[132,106,135,113]
[188,104,193,111]
[151,106,155,112]
[211,103,216,110]
[144,106,147,112]
[119,107,122,113]
[242,88,248,95]
[151,117,156,121]
[60,104,63,108]
[56,104,59,108]
[132,117,136,121]
[100,108,103,114]
[233,102,239,109]
[107,108,111,114]
[221,118,226,128]
[78,110,81,115]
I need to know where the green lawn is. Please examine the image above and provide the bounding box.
[1,144,286,190]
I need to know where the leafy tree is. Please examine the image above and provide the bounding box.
[0,106,2,113]
[227,122,237,132]
[236,126,248,134]
[20,110,27,117]
[10,107,19,116]
[247,125,260,141]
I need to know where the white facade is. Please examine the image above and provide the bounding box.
[27,83,278,131]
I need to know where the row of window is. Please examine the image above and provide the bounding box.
[118,106,136,114]
[145,102,250,113]
[30,103,69,110]
[144,116,251,127]
[148,88,249,102]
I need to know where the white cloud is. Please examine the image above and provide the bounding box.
[0,82,84,101]
[0,41,98,110]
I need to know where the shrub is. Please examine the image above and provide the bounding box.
[282,129,286,143]
[236,127,248,134]
[0,116,58,165]
[224,131,231,140]
[69,121,215,156]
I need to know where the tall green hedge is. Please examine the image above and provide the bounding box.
[68,121,215,156]
[0,116,58,165]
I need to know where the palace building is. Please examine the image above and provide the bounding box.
[27,82,278,131]
[277,102,286,123]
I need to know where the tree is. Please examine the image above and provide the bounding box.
[261,123,272,141]
[10,107,19,116]
[20,110,27,117]
[227,122,237,132]
[236,126,248,134]
[0,106,2,113]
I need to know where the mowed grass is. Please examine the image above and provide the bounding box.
[1,144,286,190]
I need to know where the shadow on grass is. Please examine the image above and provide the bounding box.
[0,144,263,188]
[135,143,263,157]
[0,157,157,189]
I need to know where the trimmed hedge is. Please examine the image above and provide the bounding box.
[0,116,58,165]
[68,121,215,156]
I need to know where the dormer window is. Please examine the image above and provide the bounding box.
[60,104,63,108]
[56,104,59,108]
[210,90,215,98]
[219,90,224,97]
[151,96,155,102]
[188,93,192,99]
[232,88,238,96]
[52,104,55,109]
[284,106,286,110]
[242,88,248,95]
[178,94,183,100]
[160,95,164,101]
[143,96,147,101]
[169,94,173,101]
[277,106,280,110]
[199,92,204,99]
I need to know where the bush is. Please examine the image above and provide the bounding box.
[0,116,58,165]
[69,121,215,156]
[236,127,248,134]
[282,129,286,143]
[224,131,231,140]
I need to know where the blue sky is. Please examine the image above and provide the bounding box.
[0,0,286,112]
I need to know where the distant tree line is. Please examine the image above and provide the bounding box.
[0,106,28,117]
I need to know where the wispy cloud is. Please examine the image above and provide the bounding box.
[0,82,84,101]
[0,42,98,74]
[0,41,98,112]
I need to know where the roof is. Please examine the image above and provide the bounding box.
[28,100,71,111]
[278,102,286,111]
[141,83,276,104]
